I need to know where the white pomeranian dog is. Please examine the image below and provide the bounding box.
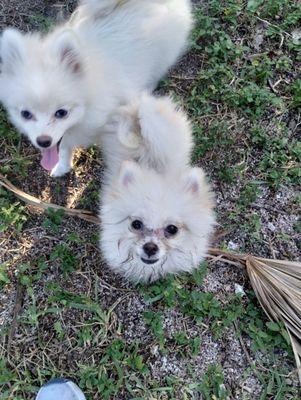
[100,94,215,283]
[0,0,192,177]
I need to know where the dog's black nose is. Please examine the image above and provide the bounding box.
[37,135,52,148]
[143,242,159,257]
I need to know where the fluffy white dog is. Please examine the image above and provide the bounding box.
[0,0,192,176]
[100,94,215,283]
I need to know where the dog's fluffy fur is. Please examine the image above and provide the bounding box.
[100,94,215,283]
[0,0,192,176]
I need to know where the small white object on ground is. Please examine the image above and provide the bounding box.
[235,284,246,296]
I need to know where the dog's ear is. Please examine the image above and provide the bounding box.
[52,30,82,74]
[119,160,141,188]
[183,167,206,195]
[0,29,25,73]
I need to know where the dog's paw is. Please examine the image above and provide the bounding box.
[50,163,72,178]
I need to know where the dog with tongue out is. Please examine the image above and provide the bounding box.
[0,0,192,176]
[40,141,60,172]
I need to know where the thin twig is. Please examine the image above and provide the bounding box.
[256,16,292,38]
[233,321,259,376]
[0,173,100,224]
[7,280,25,354]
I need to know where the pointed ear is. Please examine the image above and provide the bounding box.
[52,30,82,74]
[0,29,25,73]
[184,168,206,195]
[119,160,141,188]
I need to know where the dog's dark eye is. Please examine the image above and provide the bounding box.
[165,225,178,237]
[55,109,68,119]
[131,220,143,231]
[21,110,33,120]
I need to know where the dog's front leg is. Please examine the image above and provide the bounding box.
[50,135,74,178]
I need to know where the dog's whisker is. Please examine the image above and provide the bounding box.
[120,251,133,266]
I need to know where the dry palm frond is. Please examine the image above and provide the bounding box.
[208,248,301,383]
[1,174,300,382]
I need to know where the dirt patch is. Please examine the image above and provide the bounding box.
[0,1,76,31]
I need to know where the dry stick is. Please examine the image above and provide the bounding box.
[1,174,301,383]
[0,173,100,225]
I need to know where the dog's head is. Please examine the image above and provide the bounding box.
[0,29,87,170]
[101,161,215,283]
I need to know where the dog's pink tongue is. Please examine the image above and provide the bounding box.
[40,146,59,171]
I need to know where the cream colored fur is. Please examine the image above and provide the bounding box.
[100,94,215,283]
[0,0,192,176]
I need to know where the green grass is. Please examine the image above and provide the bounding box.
[1,265,298,398]
[42,208,65,232]
[0,189,27,234]
[0,0,300,399]
[180,3,301,191]
[0,109,32,177]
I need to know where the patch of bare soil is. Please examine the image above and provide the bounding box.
[0,1,76,31]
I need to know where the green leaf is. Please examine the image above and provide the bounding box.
[266,322,281,332]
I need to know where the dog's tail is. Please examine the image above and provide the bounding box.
[117,93,193,172]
